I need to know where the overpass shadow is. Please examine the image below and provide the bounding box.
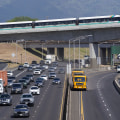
[26,48,46,59]
[36,48,47,54]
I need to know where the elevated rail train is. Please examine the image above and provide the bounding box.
[0,15,120,29]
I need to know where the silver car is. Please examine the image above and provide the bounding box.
[0,93,12,105]
[20,93,34,106]
[48,72,56,79]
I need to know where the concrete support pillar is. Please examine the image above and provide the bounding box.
[47,48,55,54]
[57,48,64,61]
[100,48,107,65]
[89,43,98,68]
[107,48,111,64]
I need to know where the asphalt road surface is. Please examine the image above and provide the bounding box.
[0,62,66,120]
[68,69,120,120]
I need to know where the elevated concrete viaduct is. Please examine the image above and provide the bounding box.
[0,22,120,67]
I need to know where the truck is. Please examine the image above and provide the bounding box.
[45,54,56,64]
[0,71,8,93]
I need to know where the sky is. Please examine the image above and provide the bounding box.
[0,0,120,22]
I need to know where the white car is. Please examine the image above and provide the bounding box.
[29,86,40,95]
[23,62,29,68]
[42,65,48,69]
[117,65,120,73]
[0,84,4,94]
[33,69,41,75]
[7,71,13,76]
[40,75,48,81]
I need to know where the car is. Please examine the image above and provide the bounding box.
[29,86,40,95]
[13,104,29,117]
[33,69,41,75]
[0,84,3,94]
[18,65,24,70]
[7,79,14,87]
[8,76,16,83]
[40,60,45,65]
[18,79,28,88]
[22,77,31,85]
[7,71,13,76]
[51,65,57,70]
[11,83,23,94]
[58,68,65,74]
[40,75,48,81]
[117,54,120,59]
[42,65,48,69]
[26,74,34,82]
[52,78,61,85]
[48,72,56,79]
[32,60,37,64]
[0,93,12,105]
[23,62,29,68]
[36,64,40,68]
[27,67,33,72]
[117,65,120,73]
[30,64,37,69]
[52,61,58,66]
[48,67,55,72]
[35,78,44,87]
[20,93,34,106]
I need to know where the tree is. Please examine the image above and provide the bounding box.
[7,16,38,22]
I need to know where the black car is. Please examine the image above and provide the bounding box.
[52,78,61,85]
[11,83,23,94]
[8,76,16,83]
[18,79,28,88]
[26,74,34,82]
[31,60,37,64]
[27,67,33,72]
[22,77,30,85]
[13,104,29,117]
[18,65,24,70]
[0,93,12,105]
[35,78,44,87]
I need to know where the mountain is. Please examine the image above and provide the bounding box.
[0,0,120,22]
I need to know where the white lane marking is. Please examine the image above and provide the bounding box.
[15,69,27,77]
[97,73,115,120]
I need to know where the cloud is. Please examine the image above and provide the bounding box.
[0,0,13,7]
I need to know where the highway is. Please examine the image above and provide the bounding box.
[68,69,120,120]
[0,62,66,120]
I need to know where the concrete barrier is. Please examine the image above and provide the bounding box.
[113,74,120,93]
[59,75,69,120]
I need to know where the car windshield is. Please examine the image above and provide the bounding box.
[50,73,55,75]
[26,75,33,77]
[117,66,120,68]
[8,79,13,82]
[0,94,10,98]
[31,87,38,89]
[19,65,23,67]
[8,76,15,79]
[7,71,12,73]
[54,78,60,81]
[13,84,21,87]
[41,75,46,77]
[15,105,28,109]
[22,77,29,79]
[22,94,32,98]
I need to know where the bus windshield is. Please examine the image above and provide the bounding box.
[74,77,85,82]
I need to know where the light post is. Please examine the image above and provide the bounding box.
[25,40,27,62]
[16,39,24,64]
[20,53,22,64]
[42,44,43,60]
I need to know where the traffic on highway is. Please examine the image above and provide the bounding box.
[0,60,66,120]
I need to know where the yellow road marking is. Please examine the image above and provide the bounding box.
[59,75,67,120]
[81,91,84,120]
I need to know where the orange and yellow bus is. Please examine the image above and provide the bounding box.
[72,69,87,90]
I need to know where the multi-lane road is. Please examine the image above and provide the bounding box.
[1,62,120,120]
[0,62,66,120]
[68,69,120,120]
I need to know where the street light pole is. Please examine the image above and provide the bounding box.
[16,41,18,64]
[42,44,43,60]
[79,38,80,68]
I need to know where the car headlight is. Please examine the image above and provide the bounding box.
[25,111,28,113]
